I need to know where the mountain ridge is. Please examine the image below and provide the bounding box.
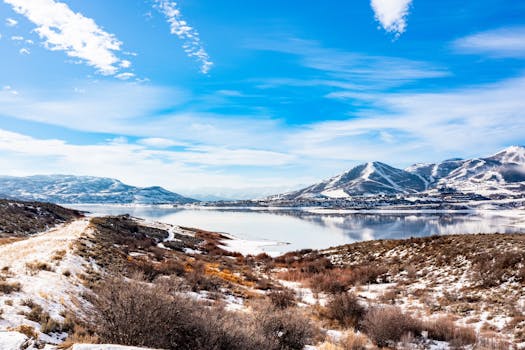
[271,146,525,200]
[0,174,197,204]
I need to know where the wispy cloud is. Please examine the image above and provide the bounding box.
[453,26,525,58]
[290,75,525,163]
[3,0,131,75]
[153,0,213,74]
[5,17,17,27]
[370,0,413,37]
[249,38,448,89]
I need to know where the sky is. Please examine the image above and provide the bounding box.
[0,0,524,200]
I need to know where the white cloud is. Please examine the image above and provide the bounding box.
[19,47,30,55]
[2,85,18,95]
[370,0,412,36]
[11,35,23,41]
[5,17,18,27]
[120,59,132,68]
[4,0,130,75]
[0,128,300,193]
[453,26,525,58]
[115,72,135,80]
[154,0,213,74]
[289,75,525,164]
[138,137,182,148]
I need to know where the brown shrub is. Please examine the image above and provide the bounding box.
[0,280,21,294]
[361,306,422,347]
[310,269,354,294]
[350,264,388,285]
[339,330,368,350]
[425,316,477,346]
[255,307,318,350]
[186,262,222,292]
[475,336,511,350]
[472,251,524,287]
[300,257,333,274]
[25,261,53,275]
[325,293,365,328]
[52,250,67,261]
[12,325,38,339]
[87,277,274,350]
[268,288,296,309]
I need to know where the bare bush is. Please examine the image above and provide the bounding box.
[0,280,21,294]
[425,316,477,346]
[310,269,353,294]
[339,330,368,350]
[268,288,296,309]
[325,293,365,328]
[472,251,524,287]
[362,306,422,347]
[255,307,318,350]
[87,276,311,350]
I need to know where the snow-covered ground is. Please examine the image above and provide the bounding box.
[0,219,91,346]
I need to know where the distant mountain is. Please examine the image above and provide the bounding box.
[426,146,525,196]
[272,161,427,200]
[269,146,525,200]
[0,175,197,204]
[405,158,465,187]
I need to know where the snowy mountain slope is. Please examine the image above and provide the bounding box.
[269,146,525,201]
[0,175,197,204]
[274,161,427,200]
[431,146,525,196]
[405,158,465,186]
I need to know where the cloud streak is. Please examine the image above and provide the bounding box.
[370,0,413,37]
[3,0,131,75]
[154,0,213,74]
[453,26,525,58]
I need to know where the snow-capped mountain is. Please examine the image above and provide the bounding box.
[270,146,525,201]
[405,158,465,187]
[273,161,427,200]
[428,146,525,196]
[0,175,197,204]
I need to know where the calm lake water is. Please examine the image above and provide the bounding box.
[68,205,525,254]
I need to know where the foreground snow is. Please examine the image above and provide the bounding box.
[0,219,91,344]
[0,331,29,349]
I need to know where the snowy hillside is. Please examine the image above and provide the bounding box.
[0,175,197,204]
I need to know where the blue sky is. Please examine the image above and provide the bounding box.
[0,0,524,199]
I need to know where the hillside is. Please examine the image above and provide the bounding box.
[0,175,197,205]
[0,200,520,349]
[0,199,82,238]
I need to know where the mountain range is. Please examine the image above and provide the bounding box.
[0,175,197,204]
[1,146,524,205]
[271,146,525,200]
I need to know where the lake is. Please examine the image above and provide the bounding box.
[68,205,525,255]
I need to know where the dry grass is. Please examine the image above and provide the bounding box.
[0,280,21,294]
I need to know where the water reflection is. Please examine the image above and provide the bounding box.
[69,205,525,254]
